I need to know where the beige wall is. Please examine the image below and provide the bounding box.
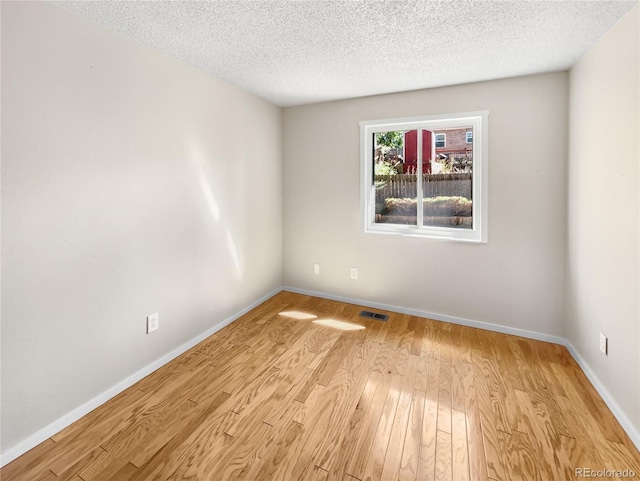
[567,4,639,433]
[1,1,282,452]
[283,72,568,337]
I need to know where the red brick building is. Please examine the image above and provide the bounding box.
[403,127,473,173]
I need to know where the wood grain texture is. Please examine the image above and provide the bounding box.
[3,291,639,480]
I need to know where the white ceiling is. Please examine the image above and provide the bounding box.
[54,0,637,107]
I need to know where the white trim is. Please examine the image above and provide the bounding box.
[359,110,491,128]
[282,286,640,451]
[361,110,488,243]
[3,285,638,466]
[417,127,424,228]
[564,342,640,451]
[282,286,564,345]
[0,287,283,467]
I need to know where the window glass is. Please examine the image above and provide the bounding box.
[360,111,488,243]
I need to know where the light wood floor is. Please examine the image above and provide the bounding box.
[3,291,639,481]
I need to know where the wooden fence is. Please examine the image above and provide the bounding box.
[375,173,472,202]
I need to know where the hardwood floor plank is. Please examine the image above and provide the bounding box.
[360,373,404,481]
[435,430,452,481]
[398,389,425,481]
[160,409,237,480]
[343,474,360,481]
[451,408,470,481]
[260,364,316,429]
[498,429,543,481]
[555,359,630,446]
[479,357,512,435]
[236,399,308,481]
[417,356,440,481]
[371,343,395,374]
[56,446,108,480]
[474,361,508,481]
[258,356,368,481]
[88,461,138,481]
[310,359,370,472]
[294,334,355,402]
[554,386,640,473]
[33,471,57,481]
[0,439,56,481]
[326,371,381,481]
[384,313,409,347]
[345,371,394,479]
[460,361,488,481]
[450,354,466,413]
[33,390,159,477]
[293,382,326,425]
[417,358,440,481]
[51,388,148,444]
[380,356,418,480]
[253,420,304,481]
[437,341,452,435]
[3,292,638,481]
[124,391,232,481]
[208,421,274,481]
[409,316,425,356]
[421,319,441,360]
[309,465,330,481]
[559,434,602,478]
[514,389,567,480]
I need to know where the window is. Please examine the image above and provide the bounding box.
[466,131,473,143]
[360,111,488,243]
[435,133,446,148]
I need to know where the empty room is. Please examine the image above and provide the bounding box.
[1,1,639,480]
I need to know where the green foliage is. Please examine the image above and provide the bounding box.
[374,160,399,176]
[375,131,404,149]
[383,196,472,217]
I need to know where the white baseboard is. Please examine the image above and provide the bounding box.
[282,286,566,345]
[283,286,640,451]
[3,285,638,466]
[0,287,283,468]
[564,342,640,451]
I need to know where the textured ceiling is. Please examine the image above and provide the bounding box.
[54,0,637,107]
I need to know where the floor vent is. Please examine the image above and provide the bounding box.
[359,310,389,321]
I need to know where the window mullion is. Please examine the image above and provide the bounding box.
[417,129,423,228]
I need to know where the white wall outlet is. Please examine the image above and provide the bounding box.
[350,267,358,279]
[313,263,320,275]
[147,313,159,334]
[599,332,608,355]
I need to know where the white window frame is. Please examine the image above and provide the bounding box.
[466,131,473,143]
[360,110,489,243]
[434,133,446,148]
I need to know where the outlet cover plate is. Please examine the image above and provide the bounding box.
[599,332,607,355]
[147,313,159,334]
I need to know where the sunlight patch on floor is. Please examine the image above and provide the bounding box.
[312,319,366,331]
[278,311,318,320]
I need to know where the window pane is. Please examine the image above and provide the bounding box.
[373,130,416,225]
[423,126,473,229]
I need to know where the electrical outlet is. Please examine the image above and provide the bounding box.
[147,313,159,334]
[313,263,320,275]
[350,267,358,279]
[599,332,608,355]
